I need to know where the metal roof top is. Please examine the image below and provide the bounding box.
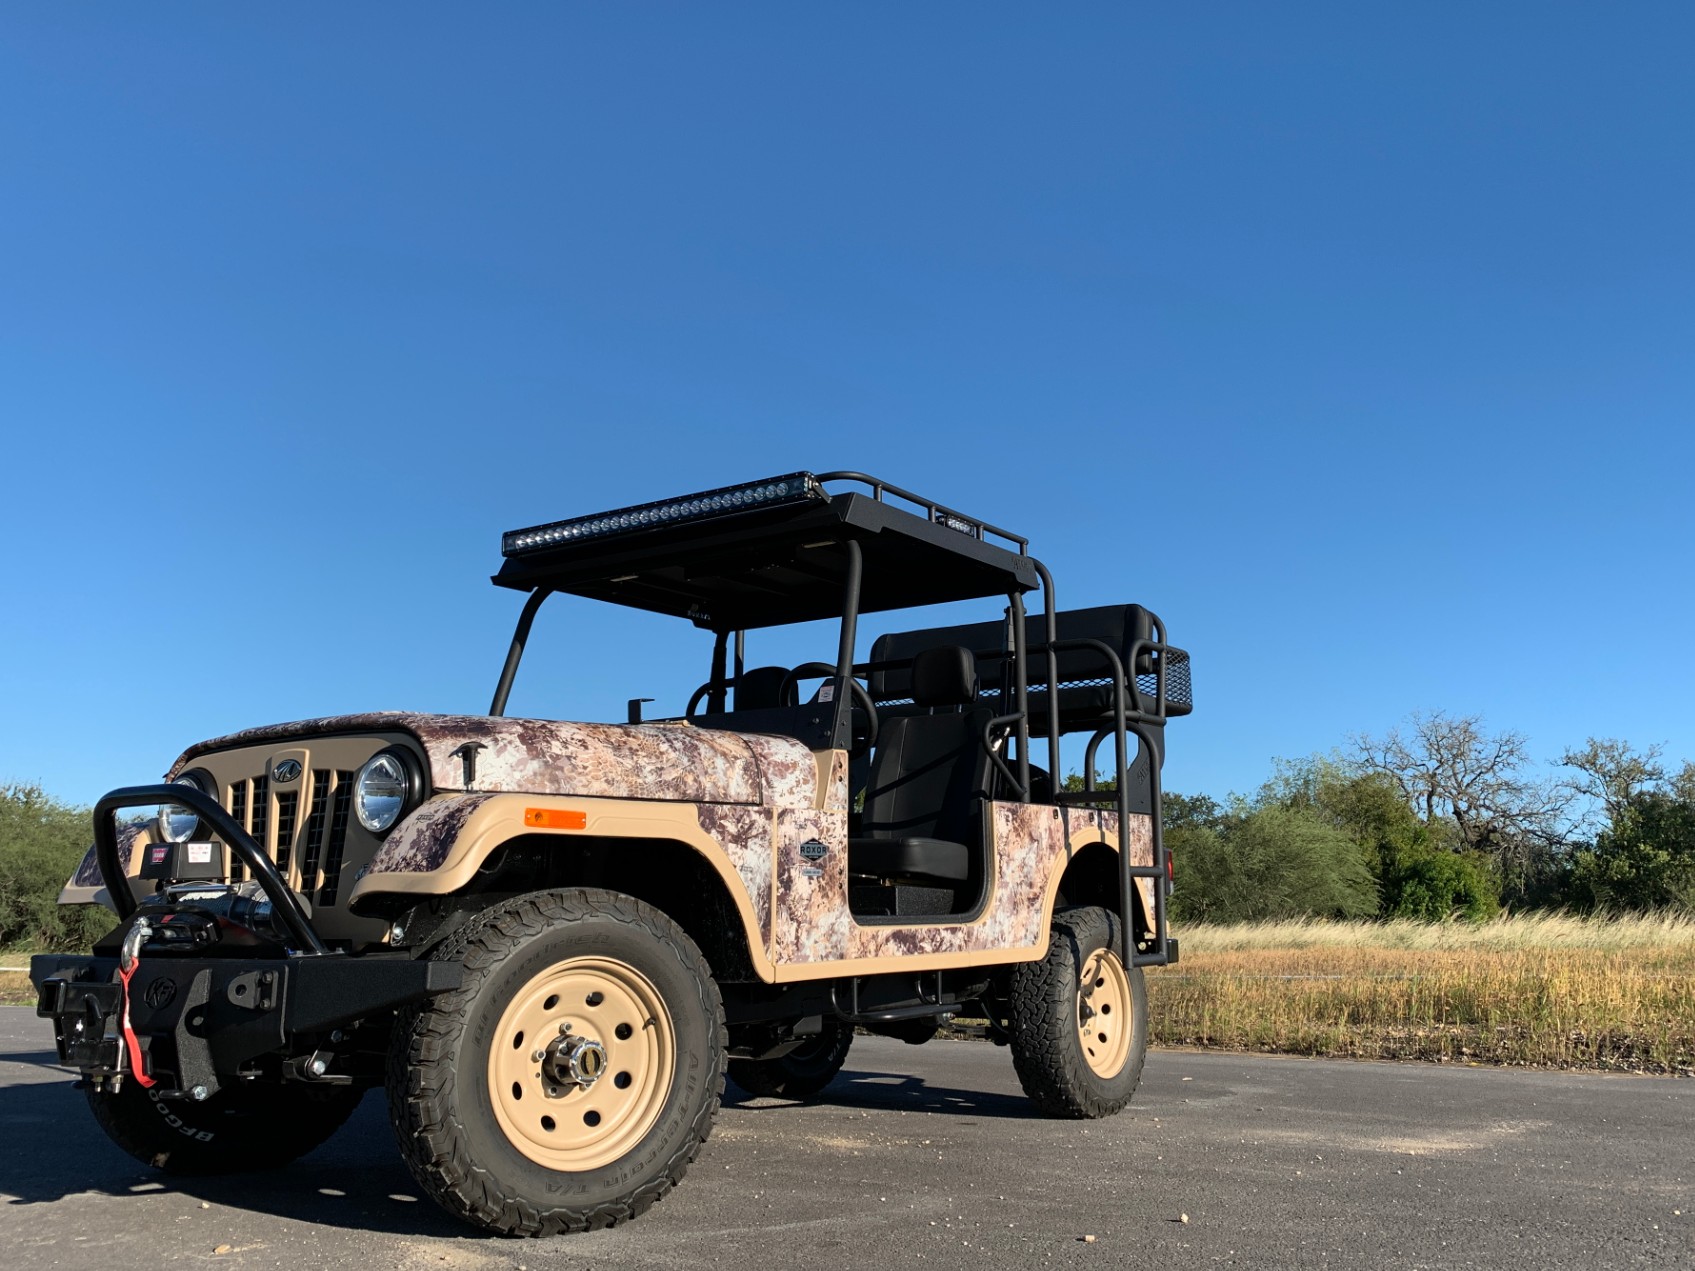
[492,471,1041,631]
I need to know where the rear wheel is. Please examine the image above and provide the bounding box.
[387,888,724,1236]
[728,1017,853,1098]
[87,1081,364,1174]
[1007,906,1147,1118]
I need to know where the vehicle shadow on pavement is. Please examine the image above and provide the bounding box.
[724,1065,1043,1120]
[0,1078,483,1239]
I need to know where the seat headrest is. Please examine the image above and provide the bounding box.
[734,666,793,711]
[910,645,976,708]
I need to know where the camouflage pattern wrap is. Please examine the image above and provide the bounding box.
[170,712,817,807]
[772,809,852,963]
[741,734,821,809]
[1061,806,1157,924]
[697,804,776,947]
[366,794,497,875]
[71,822,149,890]
[769,801,1156,965]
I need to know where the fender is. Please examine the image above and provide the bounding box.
[1045,806,1157,940]
[349,792,779,981]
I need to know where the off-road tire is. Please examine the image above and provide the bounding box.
[87,1081,364,1175]
[727,1017,853,1098]
[386,888,725,1237]
[1007,905,1147,1118]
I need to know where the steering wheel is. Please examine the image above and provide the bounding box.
[686,681,729,719]
[780,662,879,758]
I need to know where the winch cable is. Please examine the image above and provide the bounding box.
[116,918,156,1089]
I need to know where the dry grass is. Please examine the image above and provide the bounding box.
[1148,913,1695,1074]
[0,970,34,1006]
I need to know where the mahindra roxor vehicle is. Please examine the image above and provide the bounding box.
[32,471,1191,1236]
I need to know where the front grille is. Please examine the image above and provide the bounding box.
[317,772,356,907]
[223,768,358,908]
[298,769,333,894]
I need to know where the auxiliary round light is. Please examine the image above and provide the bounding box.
[157,772,207,843]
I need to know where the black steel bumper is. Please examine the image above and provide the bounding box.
[31,952,460,1097]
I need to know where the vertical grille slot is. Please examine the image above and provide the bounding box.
[318,771,355,907]
[298,769,332,894]
[274,788,299,872]
[250,774,271,864]
[228,780,249,882]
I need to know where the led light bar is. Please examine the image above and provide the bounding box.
[502,472,825,557]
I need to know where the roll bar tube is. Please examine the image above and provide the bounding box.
[93,784,329,956]
[490,586,553,717]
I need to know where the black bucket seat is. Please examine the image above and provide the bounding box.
[850,645,993,886]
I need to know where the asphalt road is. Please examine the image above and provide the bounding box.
[1,1007,1689,1270]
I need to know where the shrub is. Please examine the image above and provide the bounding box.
[1379,844,1499,922]
[0,783,110,951]
[1169,804,1378,924]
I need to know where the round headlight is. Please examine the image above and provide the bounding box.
[157,772,207,843]
[355,751,413,834]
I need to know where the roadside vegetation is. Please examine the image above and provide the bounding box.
[1147,913,1695,1074]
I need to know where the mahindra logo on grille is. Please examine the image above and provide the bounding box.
[144,977,177,1010]
[271,759,303,783]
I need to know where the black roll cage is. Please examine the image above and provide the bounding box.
[485,472,1180,968]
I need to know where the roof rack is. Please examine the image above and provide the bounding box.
[492,470,1039,630]
[810,472,1028,555]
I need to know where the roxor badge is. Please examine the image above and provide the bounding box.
[799,840,829,860]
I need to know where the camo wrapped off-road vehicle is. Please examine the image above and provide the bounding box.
[33,471,1191,1236]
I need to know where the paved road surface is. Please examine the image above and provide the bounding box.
[1,1006,1688,1269]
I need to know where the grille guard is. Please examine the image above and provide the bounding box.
[94,784,329,956]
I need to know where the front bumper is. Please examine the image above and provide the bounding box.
[31,952,460,1098]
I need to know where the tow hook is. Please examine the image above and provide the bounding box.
[119,917,151,973]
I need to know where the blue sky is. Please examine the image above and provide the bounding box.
[3,4,1691,807]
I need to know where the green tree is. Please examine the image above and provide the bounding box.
[0,783,110,950]
[1354,713,1568,906]
[1265,760,1498,921]
[1567,791,1695,912]
[1168,803,1378,925]
[1378,845,1499,921]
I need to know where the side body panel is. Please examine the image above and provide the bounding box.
[356,786,1154,985]
[767,800,1154,980]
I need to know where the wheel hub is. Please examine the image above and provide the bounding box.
[541,1031,609,1092]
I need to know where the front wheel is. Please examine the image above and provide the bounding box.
[87,1081,364,1174]
[387,888,725,1236]
[1007,906,1147,1118]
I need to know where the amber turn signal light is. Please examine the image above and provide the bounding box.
[523,808,588,830]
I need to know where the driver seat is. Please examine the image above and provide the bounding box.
[733,666,793,711]
[850,645,993,886]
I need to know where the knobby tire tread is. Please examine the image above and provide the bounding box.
[1007,905,1146,1119]
[386,887,725,1237]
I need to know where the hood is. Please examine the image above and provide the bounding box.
[171,711,820,809]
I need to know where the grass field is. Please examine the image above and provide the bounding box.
[1147,912,1695,1074]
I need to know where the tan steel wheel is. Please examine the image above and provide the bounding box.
[487,955,675,1171]
[1077,946,1133,1078]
